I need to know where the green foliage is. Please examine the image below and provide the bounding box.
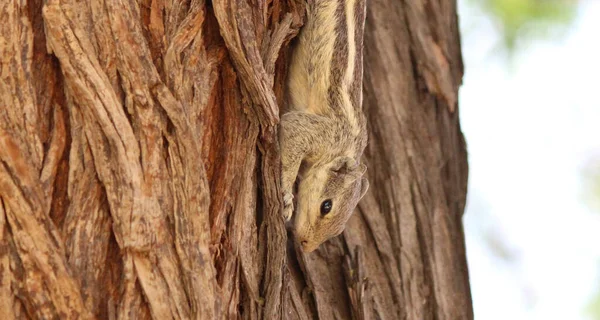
[583,161,600,214]
[467,0,579,54]
[583,160,600,319]
[589,290,600,320]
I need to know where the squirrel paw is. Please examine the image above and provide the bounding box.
[283,193,294,221]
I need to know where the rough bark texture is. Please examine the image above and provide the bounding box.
[0,0,471,319]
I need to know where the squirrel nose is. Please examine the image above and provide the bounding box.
[301,240,308,247]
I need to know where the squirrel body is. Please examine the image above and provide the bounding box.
[281,0,369,252]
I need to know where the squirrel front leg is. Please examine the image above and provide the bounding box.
[280,112,331,221]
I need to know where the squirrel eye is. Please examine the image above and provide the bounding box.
[320,199,333,216]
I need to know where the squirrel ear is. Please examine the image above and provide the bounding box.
[348,163,367,180]
[357,163,367,176]
[359,177,369,199]
[331,157,357,173]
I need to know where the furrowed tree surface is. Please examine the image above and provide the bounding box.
[0,0,471,319]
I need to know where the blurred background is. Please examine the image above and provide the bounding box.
[457,0,600,319]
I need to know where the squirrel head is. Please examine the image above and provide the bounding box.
[293,156,369,252]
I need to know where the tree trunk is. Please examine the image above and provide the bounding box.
[0,0,471,319]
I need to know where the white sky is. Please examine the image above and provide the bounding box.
[458,1,600,319]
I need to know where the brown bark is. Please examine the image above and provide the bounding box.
[0,0,471,319]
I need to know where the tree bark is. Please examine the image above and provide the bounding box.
[0,0,471,319]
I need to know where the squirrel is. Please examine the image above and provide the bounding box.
[280,0,369,252]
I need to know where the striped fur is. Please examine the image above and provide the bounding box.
[287,0,366,138]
